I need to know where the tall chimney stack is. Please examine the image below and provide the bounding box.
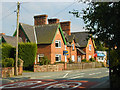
[34,14,48,25]
[60,21,71,35]
[48,18,60,24]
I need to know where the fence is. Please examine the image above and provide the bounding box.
[34,62,103,72]
[67,62,103,70]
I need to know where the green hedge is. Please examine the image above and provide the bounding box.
[18,42,37,70]
[1,43,37,70]
[89,58,96,62]
[2,43,15,59]
[2,58,14,67]
[39,57,50,65]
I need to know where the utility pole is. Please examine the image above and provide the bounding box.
[15,2,20,76]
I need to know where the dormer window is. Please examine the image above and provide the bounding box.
[55,40,61,48]
[72,44,74,51]
[89,45,91,51]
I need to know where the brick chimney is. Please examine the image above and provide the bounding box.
[34,14,48,25]
[60,21,71,35]
[48,18,60,24]
[0,33,5,35]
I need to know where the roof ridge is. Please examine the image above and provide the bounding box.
[20,23,33,27]
[35,23,59,28]
[71,31,89,33]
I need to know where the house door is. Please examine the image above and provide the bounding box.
[78,56,81,63]
[72,55,75,62]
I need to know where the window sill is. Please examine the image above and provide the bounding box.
[55,47,61,48]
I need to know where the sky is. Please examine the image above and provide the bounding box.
[1,0,88,36]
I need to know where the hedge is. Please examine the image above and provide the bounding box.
[2,58,14,67]
[2,43,15,59]
[1,43,37,70]
[18,42,37,70]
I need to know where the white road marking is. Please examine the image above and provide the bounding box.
[106,71,109,72]
[30,81,58,88]
[0,81,42,88]
[96,72,102,74]
[63,73,69,78]
[64,71,71,73]
[43,76,50,77]
[89,73,96,75]
[69,76,84,79]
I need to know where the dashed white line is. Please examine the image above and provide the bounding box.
[106,71,109,72]
[96,72,102,74]
[89,73,96,75]
[63,73,69,78]
[69,76,84,79]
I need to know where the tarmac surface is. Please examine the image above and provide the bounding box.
[0,67,110,89]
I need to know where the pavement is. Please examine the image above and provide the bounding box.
[0,68,110,89]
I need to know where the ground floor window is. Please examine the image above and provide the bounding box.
[55,54,61,62]
[89,55,92,59]
[38,54,44,62]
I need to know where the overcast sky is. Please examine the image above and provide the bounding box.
[1,1,88,36]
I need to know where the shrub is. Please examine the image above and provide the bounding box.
[54,61,65,64]
[81,59,87,62]
[39,57,50,65]
[89,58,96,62]
[2,43,15,59]
[2,58,14,67]
[18,42,37,70]
[68,58,74,64]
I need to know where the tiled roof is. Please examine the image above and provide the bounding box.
[35,24,59,44]
[1,35,23,47]
[20,23,36,43]
[71,32,89,47]
[77,48,86,55]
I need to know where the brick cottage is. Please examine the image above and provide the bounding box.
[13,14,95,65]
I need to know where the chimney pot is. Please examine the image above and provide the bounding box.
[48,18,60,24]
[34,14,48,25]
[0,33,5,35]
[60,21,71,35]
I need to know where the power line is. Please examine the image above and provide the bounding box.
[52,2,77,17]
[0,11,15,21]
[0,4,16,21]
[21,4,32,14]
[4,4,16,13]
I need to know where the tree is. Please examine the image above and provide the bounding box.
[70,2,120,88]
[70,2,120,49]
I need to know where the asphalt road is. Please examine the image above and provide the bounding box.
[25,67,109,82]
[1,67,109,89]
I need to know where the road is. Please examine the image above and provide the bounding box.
[1,68,109,89]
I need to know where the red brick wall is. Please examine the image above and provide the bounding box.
[60,21,71,35]
[51,28,65,64]
[19,28,27,42]
[36,44,51,63]
[67,40,77,63]
[85,38,95,60]
[34,15,48,25]
[36,28,65,64]
[48,18,59,24]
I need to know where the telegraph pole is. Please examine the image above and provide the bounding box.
[15,2,20,76]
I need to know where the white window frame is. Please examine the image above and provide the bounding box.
[72,55,75,62]
[55,54,61,62]
[38,54,44,62]
[72,44,74,51]
[89,55,92,59]
[89,44,92,51]
[55,40,61,48]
